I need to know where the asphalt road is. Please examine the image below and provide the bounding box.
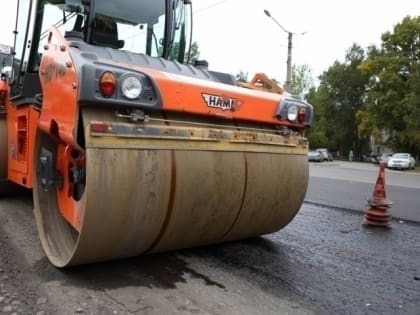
[306,161,420,222]
[1,194,419,315]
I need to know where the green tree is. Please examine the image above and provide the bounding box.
[185,41,200,64]
[305,86,330,149]
[306,44,371,158]
[167,41,201,64]
[235,70,249,82]
[290,64,314,98]
[357,16,420,158]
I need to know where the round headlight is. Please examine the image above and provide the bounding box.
[287,105,298,121]
[121,76,142,99]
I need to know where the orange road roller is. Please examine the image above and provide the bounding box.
[0,0,313,267]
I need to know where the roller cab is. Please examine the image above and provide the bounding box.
[2,0,314,267]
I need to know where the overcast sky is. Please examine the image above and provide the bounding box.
[193,0,420,83]
[1,0,419,85]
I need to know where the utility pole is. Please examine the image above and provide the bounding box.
[286,32,292,92]
[264,9,305,92]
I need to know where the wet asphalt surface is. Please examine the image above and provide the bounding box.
[0,195,419,314]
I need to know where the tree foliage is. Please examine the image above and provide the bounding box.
[235,70,249,82]
[185,41,200,64]
[306,44,371,158]
[305,16,420,159]
[357,16,420,157]
[290,64,314,98]
[167,41,201,64]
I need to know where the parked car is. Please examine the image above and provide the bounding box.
[387,153,416,170]
[377,153,393,165]
[308,150,323,162]
[363,153,378,163]
[316,148,333,161]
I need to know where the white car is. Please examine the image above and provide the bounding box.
[387,153,416,170]
[316,148,333,161]
[308,150,323,162]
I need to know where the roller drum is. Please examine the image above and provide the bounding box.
[33,109,308,267]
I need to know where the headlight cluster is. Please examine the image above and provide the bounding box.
[98,71,144,100]
[276,97,314,127]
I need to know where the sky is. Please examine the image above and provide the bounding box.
[192,0,420,84]
[1,0,419,85]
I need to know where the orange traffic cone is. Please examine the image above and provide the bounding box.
[363,164,392,227]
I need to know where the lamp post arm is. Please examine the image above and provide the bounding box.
[264,9,303,92]
[264,9,290,34]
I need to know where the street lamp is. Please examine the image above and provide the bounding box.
[264,9,305,92]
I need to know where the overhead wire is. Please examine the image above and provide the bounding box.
[194,0,232,14]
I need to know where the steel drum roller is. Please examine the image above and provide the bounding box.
[34,108,308,267]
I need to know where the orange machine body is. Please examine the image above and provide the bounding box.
[37,27,306,153]
[5,102,38,188]
[29,28,309,230]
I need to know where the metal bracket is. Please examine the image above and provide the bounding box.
[39,148,62,192]
[115,109,149,123]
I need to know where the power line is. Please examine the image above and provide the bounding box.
[194,0,231,14]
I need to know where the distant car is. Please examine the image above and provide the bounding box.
[316,148,333,161]
[377,153,393,165]
[362,153,377,163]
[387,153,416,170]
[308,150,323,162]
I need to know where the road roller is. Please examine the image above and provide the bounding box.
[0,0,313,267]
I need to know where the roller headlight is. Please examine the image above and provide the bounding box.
[121,76,142,99]
[287,105,298,121]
